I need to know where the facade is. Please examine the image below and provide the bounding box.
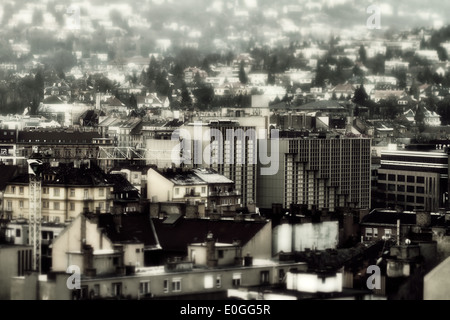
[16,129,110,169]
[3,162,114,222]
[377,149,449,211]
[165,121,258,206]
[0,244,33,300]
[258,135,372,212]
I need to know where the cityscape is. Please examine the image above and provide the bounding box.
[0,0,450,305]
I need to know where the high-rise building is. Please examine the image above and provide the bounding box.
[377,148,449,211]
[258,134,372,212]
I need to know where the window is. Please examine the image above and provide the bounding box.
[99,188,104,197]
[373,228,378,237]
[218,250,224,259]
[407,196,414,203]
[112,283,122,297]
[260,271,270,284]
[19,187,24,195]
[278,269,285,283]
[388,184,395,191]
[43,201,49,209]
[93,284,100,297]
[417,187,425,194]
[84,189,89,199]
[397,175,405,182]
[407,176,415,183]
[407,186,414,193]
[397,185,405,192]
[53,188,60,197]
[385,229,392,238]
[16,229,21,237]
[175,188,179,196]
[378,174,386,181]
[365,228,373,239]
[204,275,214,289]
[70,189,75,197]
[19,201,23,209]
[417,196,425,204]
[216,275,222,288]
[139,281,150,295]
[70,203,75,211]
[232,273,241,287]
[172,279,181,292]
[11,186,15,194]
[43,187,48,194]
[388,174,396,181]
[202,187,206,194]
[6,201,11,211]
[54,202,60,210]
[163,279,169,293]
[417,176,425,183]
[397,195,405,201]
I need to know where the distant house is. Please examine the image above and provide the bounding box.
[423,108,441,126]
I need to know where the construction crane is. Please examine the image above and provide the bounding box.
[27,159,43,273]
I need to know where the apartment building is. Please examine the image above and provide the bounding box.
[3,162,114,222]
[258,134,372,212]
[147,167,240,209]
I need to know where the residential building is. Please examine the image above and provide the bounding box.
[147,167,240,209]
[3,162,114,222]
[258,133,372,213]
[0,244,33,300]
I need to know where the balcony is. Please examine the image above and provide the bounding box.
[184,192,201,197]
[209,190,241,197]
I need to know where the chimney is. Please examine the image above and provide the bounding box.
[113,213,122,233]
[206,231,217,268]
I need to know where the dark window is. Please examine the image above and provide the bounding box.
[407,196,414,203]
[407,186,415,193]
[417,177,425,183]
[16,229,21,237]
[388,174,396,181]
[417,187,425,194]
[398,175,405,182]
[388,184,395,191]
[397,185,405,192]
[378,174,386,181]
[407,176,415,183]
[417,197,425,204]
[397,195,405,201]
[218,250,224,259]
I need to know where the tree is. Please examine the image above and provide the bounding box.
[415,103,426,125]
[359,45,367,64]
[437,46,448,61]
[393,69,407,90]
[238,61,248,85]
[352,85,369,106]
[193,84,214,110]
[181,82,192,109]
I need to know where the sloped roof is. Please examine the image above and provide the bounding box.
[96,213,159,247]
[151,217,268,253]
[0,165,18,191]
